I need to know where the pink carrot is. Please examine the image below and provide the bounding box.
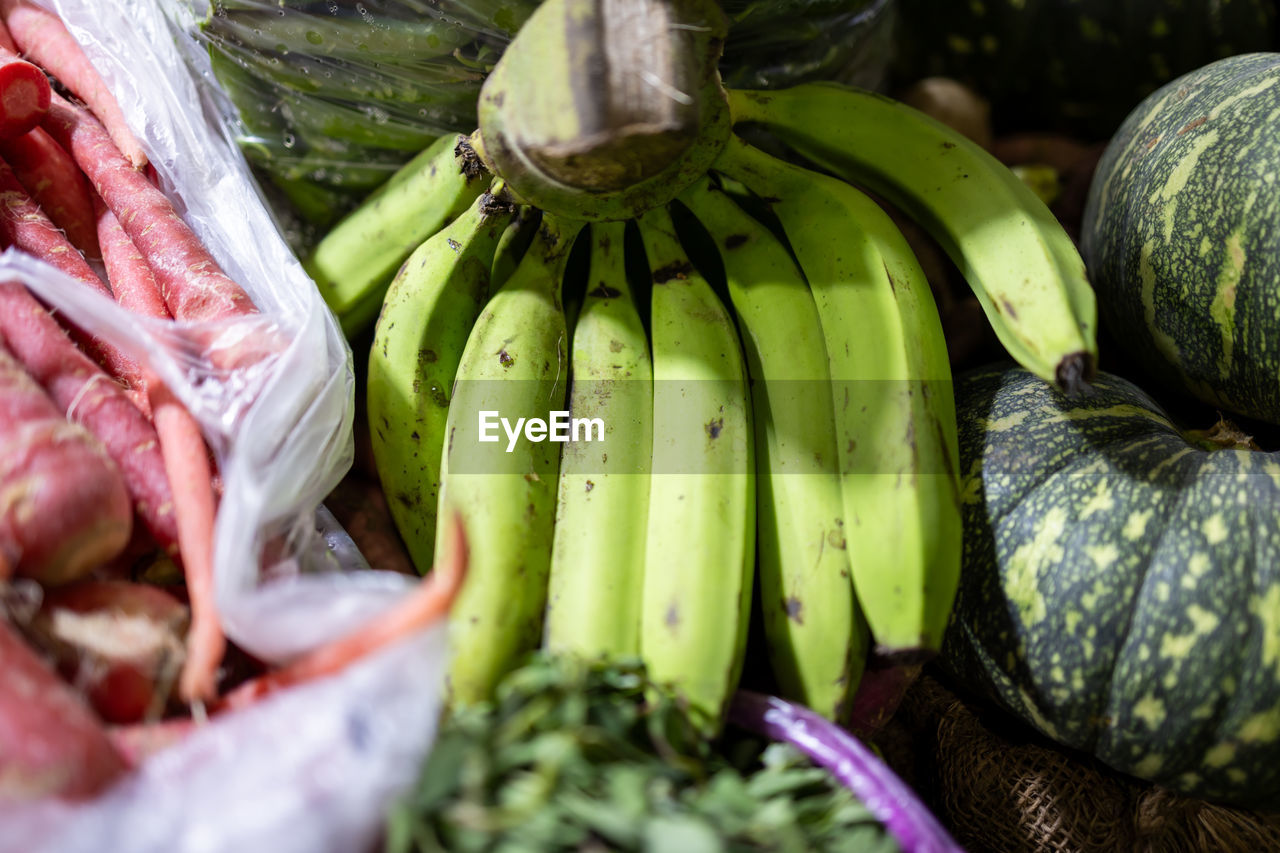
[215,514,468,714]
[0,0,145,168]
[0,618,128,800]
[0,341,132,585]
[93,193,164,317]
[0,281,180,554]
[0,152,145,404]
[0,53,48,139]
[42,95,257,328]
[97,193,225,705]
[0,127,99,258]
[152,382,223,704]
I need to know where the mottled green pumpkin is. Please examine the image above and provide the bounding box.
[944,364,1280,808]
[1082,53,1280,425]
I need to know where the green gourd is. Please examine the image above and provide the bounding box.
[946,363,1280,809]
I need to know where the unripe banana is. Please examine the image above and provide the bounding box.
[366,186,514,575]
[678,176,867,721]
[435,212,585,707]
[544,221,653,660]
[305,133,488,336]
[726,84,1098,392]
[715,135,962,657]
[490,204,540,291]
[636,204,754,732]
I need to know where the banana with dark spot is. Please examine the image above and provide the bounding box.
[435,211,585,706]
[544,221,654,660]
[635,204,754,732]
[679,175,868,721]
[366,185,513,575]
[715,135,962,658]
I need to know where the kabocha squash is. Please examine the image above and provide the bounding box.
[1082,53,1280,425]
[894,0,1277,138]
[944,364,1280,809]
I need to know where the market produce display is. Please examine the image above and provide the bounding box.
[1083,52,1280,425]
[14,0,1280,847]
[354,0,1097,736]
[945,364,1280,808]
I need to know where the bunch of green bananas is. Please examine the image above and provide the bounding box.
[362,0,1096,732]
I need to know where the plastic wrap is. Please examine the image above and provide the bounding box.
[718,0,898,90]
[190,0,533,237]
[190,0,898,242]
[0,0,448,849]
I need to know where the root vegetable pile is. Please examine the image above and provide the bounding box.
[0,7,465,805]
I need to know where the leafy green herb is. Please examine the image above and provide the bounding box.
[385,654,898,852]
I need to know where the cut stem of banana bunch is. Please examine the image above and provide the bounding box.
[712,135,963,658]
[544,221,653,660]
[637,205,755,733]
[726,85,1099,393]
[305,133,489,337]
[435,212,585,707]
[367,182,515,576]
[677,175,868,721]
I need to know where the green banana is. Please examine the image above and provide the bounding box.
[715,135,961,656]
[726,83,1098,392]
[366,185,513,576]
[435,212,585,706]
[304,133,487,336]
[490,205,540,291]
[635,204,754,732]
[677,176,867,721]
[544,221,653,660]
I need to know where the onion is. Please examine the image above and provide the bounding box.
[728,690,962,853]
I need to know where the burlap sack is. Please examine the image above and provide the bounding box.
[874,674,1280,853]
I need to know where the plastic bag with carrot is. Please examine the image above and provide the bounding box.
[0,1,457,849]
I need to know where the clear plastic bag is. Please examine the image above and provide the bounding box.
[0,1,448,849]
[718,0,899,91]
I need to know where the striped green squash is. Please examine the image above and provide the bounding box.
[944,364,1280,808]
[1082,53,1280,425]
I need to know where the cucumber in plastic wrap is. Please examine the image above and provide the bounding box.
[195,0,529,237]
[193,0,897,239]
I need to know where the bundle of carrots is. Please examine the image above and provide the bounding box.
[0,0,464,803]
